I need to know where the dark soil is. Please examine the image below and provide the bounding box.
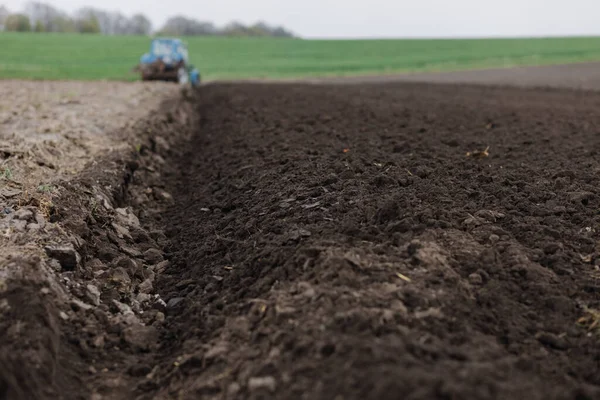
[145,82,600,399]
[5,80,600,400]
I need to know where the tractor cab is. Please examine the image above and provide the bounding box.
[141,38,188,66]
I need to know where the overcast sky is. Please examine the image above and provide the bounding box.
[2,0,599,38]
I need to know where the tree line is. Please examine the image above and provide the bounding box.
[0,2,295,37]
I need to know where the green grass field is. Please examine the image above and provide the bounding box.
[3,32,600,81]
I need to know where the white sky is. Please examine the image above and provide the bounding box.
[2,0,599,38]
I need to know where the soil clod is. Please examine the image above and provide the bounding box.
[44,244,81,271]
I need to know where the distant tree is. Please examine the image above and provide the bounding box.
[221,21,249,37]
[34,20,44,32]
[4,14,31,32]
[0,6,9,31]
[247,21,294,38]
[160,16,216,36]
[271,27,294,38]
[75,8,112,34]
[270,26,295,38]
[248,22,271,37]
[129,14,152,35]
[25,2,72,32]
[218,21,295,38]
[75,7,148,35]
[1,2,296,38]
[76,15,100,33]
[76,7,118,34]
[52,15,75,32]
[112,13,133,34]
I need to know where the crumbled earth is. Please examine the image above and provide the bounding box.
[4,75,600,400]
[0,80,178,187]
[0,80,178,275]
[0,80,181,400]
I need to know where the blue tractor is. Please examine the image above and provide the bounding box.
[138,38,200,87]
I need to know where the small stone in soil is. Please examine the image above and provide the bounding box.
[288,229,312,241]
[568,191,594,204]
[14,208,33,221]
[536,332,569,350]
[110,267,132,293]
[13,220,27,232]
[27,223,41,232]
[98,246,121,262]
[128,363,152,377]
[228,382,241,395]
[154,260,170,273]
[122,324,159,351]
[86,284,101,306]
[158,190,172,201]
[120,245,141,258]
[153,295,167,311]
[71,299,93,312]
[248,376,277,392]
[468,273,483,285]
[112,300,134,316]
[489,234,500,243]
[35,213,45,226]
[175,279,195,289]
[143,248,164,264]
[92,335,105,348]
[112,222,131,240]
[166,297,185,310]
[115,207,141,228]
[154,312,165,323]
[302,202,321,209]
[139,279,153,294]
[45,245,81,271]
[137,293,152,304]
[543,242,563,255]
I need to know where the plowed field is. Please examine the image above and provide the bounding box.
[3,69,600,400]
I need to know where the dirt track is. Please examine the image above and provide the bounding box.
[3,67,600,400]
[382,61,600,89]
[245,61,600,91]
